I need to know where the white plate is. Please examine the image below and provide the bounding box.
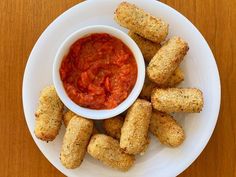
[22,0,221,177]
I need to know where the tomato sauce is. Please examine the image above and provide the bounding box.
[60,33,137,109]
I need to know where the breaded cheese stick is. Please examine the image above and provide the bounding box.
[63,110,75,127]
[150,111,185,147]
[120,99,152,155]
[103,116,124,139]
[115,2,168,43]
[87,134,135,171]
[60,116,93,169]
[164,68,184,87]
[140,76,157,100]
[147,37,189,85]
[128,31,161,62]
[34,86,63,141]
[63,110,98,134]
[151,88,204,113]
[140,68,184,100]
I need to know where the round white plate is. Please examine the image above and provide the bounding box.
[22,0,221,177]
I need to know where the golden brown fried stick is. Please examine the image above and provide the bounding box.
[128,31,161,62]
[63,110,98,134]
[164,68,184,87]
[63,110,75,127]
[150,111,185,147]
[115,2,168,43]
[140,68,184,100]
[140,76,157,100]
[120,99,152,155]
[147,37,188,85]
[34,86,64,141]
[103,116,124,140]
[151,88,204,113]
[60,116,93,169]
[87,134,135,171]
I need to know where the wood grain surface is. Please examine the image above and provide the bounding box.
[0,0,235,176]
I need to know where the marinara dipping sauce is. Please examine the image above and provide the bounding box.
[60,33,137,109]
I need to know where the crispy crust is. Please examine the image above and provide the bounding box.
[120,99,152,155]
[34,86,64,141]
[140,76,157,100]
[87,134,135,171]
[114,2,168,43]
[103,116,124,139]
[164,68,184,87]
[60,116,93,169]
[147,37,189,85]
[151,88,204,113]
[63,110,75,127]
[63,110,98,134]
[128,31,161,62]
[140,68,184,100]
[150,111,185,147]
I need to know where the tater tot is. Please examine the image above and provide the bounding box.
[87,134,135,171]
[103,116,124,139]
[115,2,168,43]
[60,116,93,169]
[147,37,189,85]
[151,88,204,113]
[150,111,185,147]
[128,31,161,62]
[63,110,98,134]
[140,68,184,100]
[34,86,64,141]
[120,99,152,155]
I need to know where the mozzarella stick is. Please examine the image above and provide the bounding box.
[115,2,168,43]
[60,116,93,169]
[103,116,124,140]
[150,111,185,147]
[63,110,75,127]
[140,76,157,100]
[151,88,204,113]
[164,68,184,87]
[128,31,161,62]
[87,134,135,171]
[34,86,63,141]
[120,99,152,155]
[140,68,184,100]
[63,110,98,134]
[147,37,189,85]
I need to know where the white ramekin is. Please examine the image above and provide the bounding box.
[53,25,145,119]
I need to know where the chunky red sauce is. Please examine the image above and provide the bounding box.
[60,33,137,109]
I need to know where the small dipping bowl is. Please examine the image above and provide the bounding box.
[53,25,145,119]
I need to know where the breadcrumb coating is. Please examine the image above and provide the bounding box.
[87,134,135,171]
[120,99,152,155]
[63,110,98,134]
[151,88,204,113]
[103,116,123,139]
[140,68,184,100]
[60,116,93,169]
[34,86,63,141]
[128,31,161,62]
[115,2,168,43]
[147,36,188,85]
[150,111,185,147]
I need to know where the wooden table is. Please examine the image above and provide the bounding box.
[0,0,235,176]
